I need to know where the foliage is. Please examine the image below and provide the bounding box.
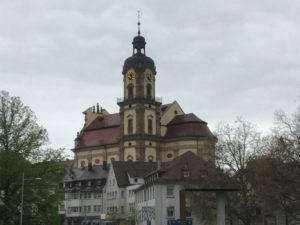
[0,91,66,225]
[214,117,265,225]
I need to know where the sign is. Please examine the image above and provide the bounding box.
[100,214,106,219]
[167,219,193,225]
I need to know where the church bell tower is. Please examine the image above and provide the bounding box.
[118,20,162,162]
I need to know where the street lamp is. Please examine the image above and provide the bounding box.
[20,172,41,225]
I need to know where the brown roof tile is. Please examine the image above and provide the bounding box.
[112,161,158,187]
[75,127,120,149]
[75,113,120,149]
[85,113,120,131]
[164,113,215,139]
[160,151,205,180]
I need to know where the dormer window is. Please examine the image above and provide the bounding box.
[183,170,191,178]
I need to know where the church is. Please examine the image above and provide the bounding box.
[72,26,216,168]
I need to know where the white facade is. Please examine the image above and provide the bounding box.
[103,163,146,222]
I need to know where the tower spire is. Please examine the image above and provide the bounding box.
[137,10,141,36]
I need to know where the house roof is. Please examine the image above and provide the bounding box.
[112,161,158,187]
[64,165,108,182]
[164,113,215,139]
[159,151,205,181]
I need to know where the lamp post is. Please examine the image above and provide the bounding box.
[20,172,41,225]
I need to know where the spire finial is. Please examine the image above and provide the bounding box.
[137,10,141,36]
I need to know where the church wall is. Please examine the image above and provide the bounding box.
[145,147,156,162]
[160,102,184,136]
[124,148,136,161]
[75,145,121,168]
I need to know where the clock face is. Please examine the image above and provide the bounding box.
[126,71,135,81]
[146,72,152,81]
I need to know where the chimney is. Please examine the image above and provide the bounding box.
[103,161,107,170]
[96,103,100,113]
[88,162,92,171]
[157,159,161,170]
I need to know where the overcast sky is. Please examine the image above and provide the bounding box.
[1,0,299,157]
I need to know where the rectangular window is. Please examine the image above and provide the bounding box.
[167,186,174,198]
[167,207,175,218]
[121,190,124,198]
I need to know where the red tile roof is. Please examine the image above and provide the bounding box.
[85,113,120,130]
[76,127,120,149]
[164,113,215,139]
[75,113,120,149]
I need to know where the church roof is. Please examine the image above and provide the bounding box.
[75,113,120,149]
[164,113,215,139]
[85,113,120,130]
[112,161,158,187]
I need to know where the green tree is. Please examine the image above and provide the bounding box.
[0,91,66,225]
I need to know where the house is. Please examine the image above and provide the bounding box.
[135,151,205,225]
[104,161,158,223]
[60,163,108,225]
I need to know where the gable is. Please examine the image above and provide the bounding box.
[160,101,184,136]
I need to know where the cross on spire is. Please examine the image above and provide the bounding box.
[137,10,141,35]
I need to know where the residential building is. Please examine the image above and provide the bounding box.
[135,151,204,225]
[60,163,108,225]
[104,161,157,222]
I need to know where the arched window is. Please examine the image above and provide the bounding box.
[148,155,154,162]
[128,118,133,134]
[148,119,153,134]
[127,84,134,99]
[127,155,133,162]
[146,84,152,99]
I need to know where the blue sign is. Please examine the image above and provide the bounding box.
[167,219,192,225]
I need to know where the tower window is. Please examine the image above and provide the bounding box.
[148,155,154,162]
[146,84,152,99]
[148,119,153,134]
[127,155,133,161]
[128,118,133,134]
[128,84,134,99]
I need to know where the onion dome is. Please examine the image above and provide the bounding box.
[122,23,156,74]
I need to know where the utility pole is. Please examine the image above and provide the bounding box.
[20,172,41,225]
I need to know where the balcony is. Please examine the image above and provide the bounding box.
[116,97,162,104]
